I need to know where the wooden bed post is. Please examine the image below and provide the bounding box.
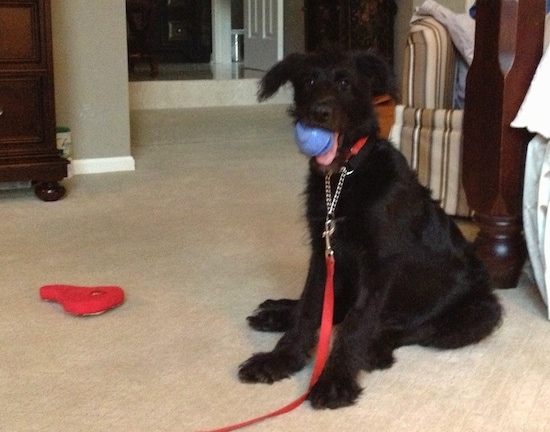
[462,0,546,288]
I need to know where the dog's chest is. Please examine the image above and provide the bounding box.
[306,175,370,251]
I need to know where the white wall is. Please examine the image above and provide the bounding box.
[47,0,471,170]
[50,0,134,172]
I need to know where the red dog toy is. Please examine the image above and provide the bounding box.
[40,285,125,316]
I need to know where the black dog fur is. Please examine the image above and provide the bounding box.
[238,50,502,409]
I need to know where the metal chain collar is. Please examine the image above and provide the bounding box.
[323,167,348,256]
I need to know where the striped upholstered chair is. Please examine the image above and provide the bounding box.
[389,17,470,216]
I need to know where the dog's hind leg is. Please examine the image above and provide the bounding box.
[414,291,503,349]
[247,299,297,332]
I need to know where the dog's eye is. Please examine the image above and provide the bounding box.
[305,78,315,88]
[339,78,350,89]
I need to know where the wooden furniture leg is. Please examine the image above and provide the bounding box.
[34,181,66,202]
[462,0,546,288]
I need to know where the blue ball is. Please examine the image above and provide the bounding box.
[294,122,334,157]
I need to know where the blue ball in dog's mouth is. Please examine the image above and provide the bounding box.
[294,122,334,157]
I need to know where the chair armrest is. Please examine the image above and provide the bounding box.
[402,17,457,110]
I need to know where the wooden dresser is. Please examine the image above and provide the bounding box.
[0,0,67,201]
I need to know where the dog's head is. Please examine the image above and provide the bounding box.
[259,50,397,174]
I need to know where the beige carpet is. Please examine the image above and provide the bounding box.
[2,105,550,432]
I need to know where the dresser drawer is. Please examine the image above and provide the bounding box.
[0,0,45,68]
[0,73,51,149]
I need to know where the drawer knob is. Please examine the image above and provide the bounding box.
[0,108,3,116]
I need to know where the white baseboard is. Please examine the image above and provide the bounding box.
[71,156,136,175]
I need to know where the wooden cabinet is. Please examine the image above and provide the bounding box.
[304,0,397,63]
[0,0,67,201]
[155,0,211,63]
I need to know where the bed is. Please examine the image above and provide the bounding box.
[461,0,547,291]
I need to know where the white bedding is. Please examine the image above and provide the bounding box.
[511,43,550,139]
[523,136,550,319]
[513,24,550,318]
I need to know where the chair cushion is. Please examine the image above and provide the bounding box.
[389,104,470,217]
[402,17,457,110]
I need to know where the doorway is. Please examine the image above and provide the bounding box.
[127,0,244,81]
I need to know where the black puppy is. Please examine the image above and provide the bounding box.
[238,50,502,409]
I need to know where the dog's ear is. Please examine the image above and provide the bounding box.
[258,53,306,102]
[351,51,398,99]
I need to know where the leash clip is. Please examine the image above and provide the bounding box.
[323,215,336,257]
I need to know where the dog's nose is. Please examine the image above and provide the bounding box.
[311,103,332,123]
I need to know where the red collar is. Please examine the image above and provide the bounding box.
[344,136,369,162]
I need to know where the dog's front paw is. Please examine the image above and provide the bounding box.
[308,374,363,409]
[238,351,306,384]
[246,299,297,332]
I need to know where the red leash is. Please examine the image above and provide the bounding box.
[201,255,335,432]
[201,162,358,431]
